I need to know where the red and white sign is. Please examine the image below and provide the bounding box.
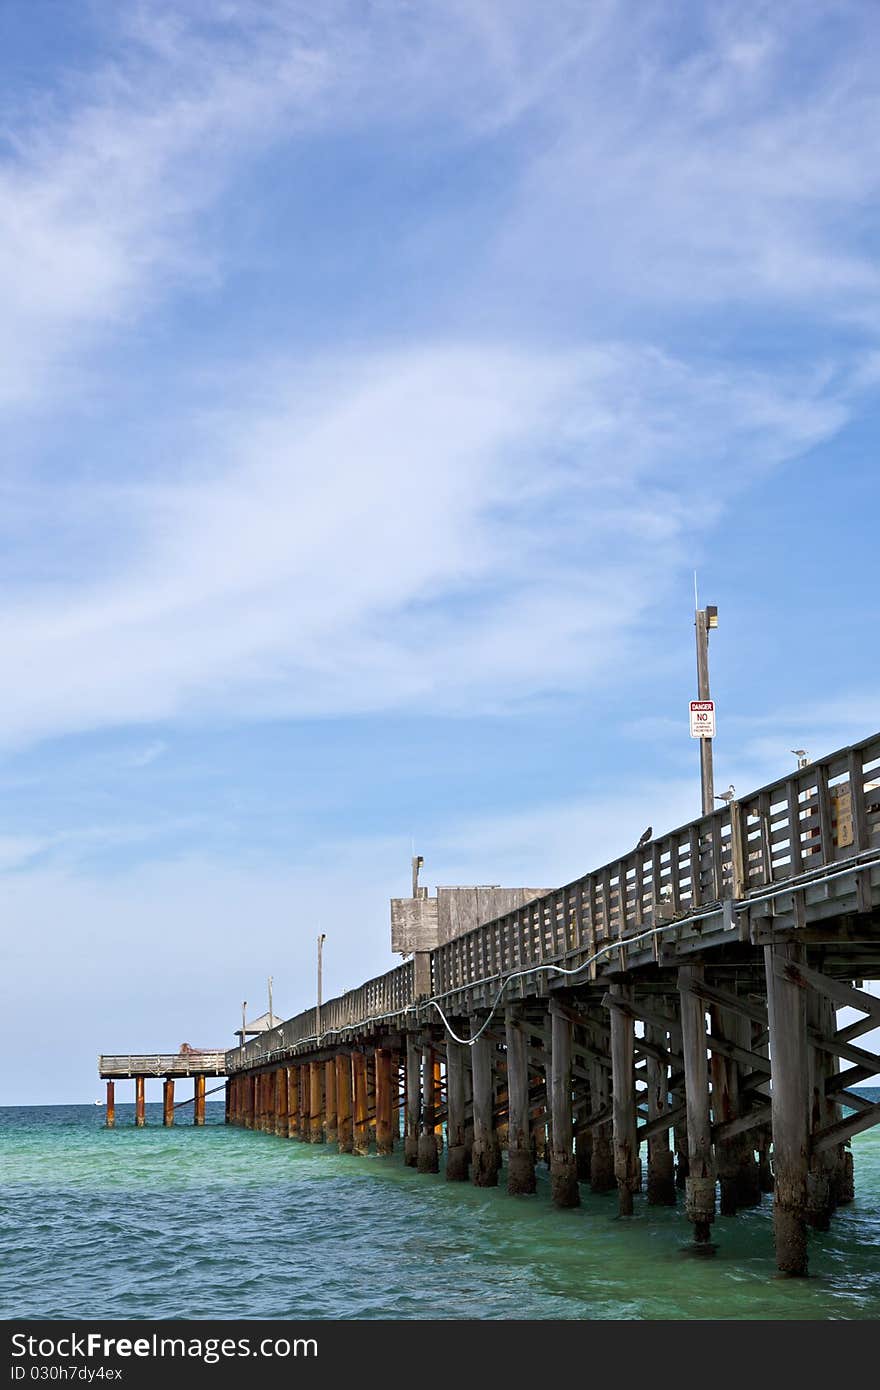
[689,700,716,738]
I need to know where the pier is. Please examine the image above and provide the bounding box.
[103,732,880,1276]
[98,1052,227,1127]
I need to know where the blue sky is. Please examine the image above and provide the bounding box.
[1,1,879,1102]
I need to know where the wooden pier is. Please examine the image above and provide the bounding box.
[98,1052,227,1126]
[110,733,880,1276]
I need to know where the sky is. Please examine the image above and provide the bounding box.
[1,0,878,1102]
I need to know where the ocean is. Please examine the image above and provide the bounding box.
[2,1097,879,1320]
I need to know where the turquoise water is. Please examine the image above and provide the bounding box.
[2,1101,879,1320]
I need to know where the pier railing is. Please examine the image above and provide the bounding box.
[99,1053,228,1078]
[226,732,880,1072]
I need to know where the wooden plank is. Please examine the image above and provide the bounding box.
[505,1008,536,1194]
[812,1100,880,1153]
[775,959,880,1023]
[678,964,714,1241]
[549,1006,579,1207]
[765,940,809,1275]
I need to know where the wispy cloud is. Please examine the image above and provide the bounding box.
[0,342,847,747]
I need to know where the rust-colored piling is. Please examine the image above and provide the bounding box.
[105,1080,115,1129]
[275,1067,288,1137]
[324,1059,338,1145]
[163,1078,175,1128]
[309,1062,324,1143]
[286,1066,297,1138]
[135,1075,145,1128]
[194,1074,206,1127]
[352,1051,370,1155]
[375,1049,394,1156]
[336,1053,353,1153]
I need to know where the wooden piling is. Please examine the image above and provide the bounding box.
[417,1044,440,1173]
[645,1019,675,1205]
[106,1080,115,1128]
[588,1038,615,1194]
[163,1078,175,1128]
[807,992,836,1229]
[336,1053,353,1153]
[678,965,715,1243]
[352,1051,370,1155]
[446,1033,469,1182]
[275,1067,288,1138]
[375,1048,394,1155]
[471,1029,500,1187]
[135,1075,145,1128]
[505,1008,536,1195]
[609,984,639,1215]
[366,1053,377,1149]
[404,1035,420,1167]
[709,1006,744,1215]
[324,1058,338,1145]
[549,1004,579,1207]
[765,940,810,1275]
[309,1061,324,1143]
[286,1066,297,1138]
[194,1074,206,1127]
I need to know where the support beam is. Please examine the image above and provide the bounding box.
[645,1018,675,1205]
[417,1044,440,1173]
[324,1058,338,1145]
[505,1008,536,1195]
[549,1005,579,1207]
[471,1029,500,1187]
[309,1061,324,1143]
[286,1066,297,1139]
[376,1049,394,1156]
[589,1028,615,1193]
[352,1052,370,1156]
[106,1080,115,1129]
[446,1034,470,1181]
[194,1074,206,1127]
[807,993,837,1229]
[609,983,640,1215]
[163,1078,175,1128]
[765,939,810,1276]
[404,1035,420,1167]
[678,965,715,1244]
[135,1075,145,1128]
[336,1054,353,1153]
[274,1067,286,1137]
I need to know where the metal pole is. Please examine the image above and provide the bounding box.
[317,933,326,1041]
[268,975,273,1026]
[240,1000,247,1064]
[695,606,715,815]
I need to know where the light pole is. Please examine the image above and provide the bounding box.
[694,599,718,815]
[317,933,326,1041]
[240,1000,247,1063]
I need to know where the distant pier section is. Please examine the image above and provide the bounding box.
[98,1049,227,1128]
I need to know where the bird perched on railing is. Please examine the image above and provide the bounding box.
[635,825,652,849]
[792,748,811,769]
[715,784,736,804]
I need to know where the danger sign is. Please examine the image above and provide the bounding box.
[690,700,716,738]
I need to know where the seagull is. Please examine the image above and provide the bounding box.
[635,825,652,850]
[715,784,736,804]
[791,748,810,767]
